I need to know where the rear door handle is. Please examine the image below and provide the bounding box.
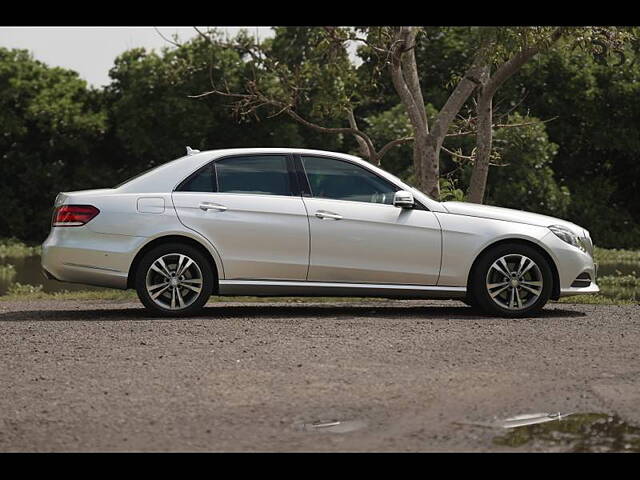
[315,210,342,220]
[199,202,227,212]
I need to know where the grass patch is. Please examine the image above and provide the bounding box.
[594,246,640,266]
[0,238,41,259]
[0,283,137,302]
[598,274,640,288]
[556,295,637,305]
[0,284,387,304]
[557,274,640,304]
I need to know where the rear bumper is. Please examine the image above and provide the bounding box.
[41,266,58,281]
[41,227,145,290]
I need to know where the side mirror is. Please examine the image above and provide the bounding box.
[393,190,414,209]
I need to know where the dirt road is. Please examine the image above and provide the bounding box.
[1,299,639,452]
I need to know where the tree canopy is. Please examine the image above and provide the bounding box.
[1,27,640,248]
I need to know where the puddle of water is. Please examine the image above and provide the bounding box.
[297,419,367,434]
[491,413,640,452]
[499,412,572,429]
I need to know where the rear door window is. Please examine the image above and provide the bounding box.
[216,155,293,196]
[176,155,294,196]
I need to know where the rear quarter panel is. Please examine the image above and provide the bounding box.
[59,191,226,279]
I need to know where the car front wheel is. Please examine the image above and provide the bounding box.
[469,243,553,318]
[135,243,214,316]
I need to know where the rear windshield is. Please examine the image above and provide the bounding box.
[113,157,183,188]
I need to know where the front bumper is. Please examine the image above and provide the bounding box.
[541,230,599,297]
[559,283,600,297]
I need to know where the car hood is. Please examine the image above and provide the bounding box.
[442,201,586,235]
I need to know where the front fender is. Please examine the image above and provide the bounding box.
[434,212,551,286]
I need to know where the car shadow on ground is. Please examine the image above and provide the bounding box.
[0,303,587,321]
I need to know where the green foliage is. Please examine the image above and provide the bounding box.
[265,27,362,120]
[6,282,43,296]
[0,282,137,300]
[362,103,413,173]
[438,178,466,202]
[2,27,640,251]
[594,246,640,265]
[581,274,640,303]
[0,48,106,241]
[0,238,40,258]
[483,113,571,218]
[599,274,640,288]
[498,45,640,247]
[105,33,306,181]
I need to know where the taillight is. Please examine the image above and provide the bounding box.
[52,205,100,227]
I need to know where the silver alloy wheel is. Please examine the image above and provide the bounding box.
[145,253,203,310]
[485,254,543,310]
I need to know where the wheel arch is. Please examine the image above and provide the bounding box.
[127,234,221,294]
[466,238,561,300]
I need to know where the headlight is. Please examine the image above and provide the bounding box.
[549,225,589,254]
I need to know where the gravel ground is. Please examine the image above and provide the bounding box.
[1,298,639,452]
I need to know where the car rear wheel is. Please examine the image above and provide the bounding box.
[461,296,478,309]
[469,243,553,318]
[135,243,214,316]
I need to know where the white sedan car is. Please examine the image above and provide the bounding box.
[42,148,598,317]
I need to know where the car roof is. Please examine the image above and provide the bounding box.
[117,148,366,192]
[195,147,366,162]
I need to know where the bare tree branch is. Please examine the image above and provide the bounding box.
[445,116,559,137]
[377,136,414,161]
[484,27,565,98]
[193,26,216,48]
[388,27,427,134]
[153,27,183,48]
[347,109,370,159]
[401,27,428,132]
[429,49,487,153]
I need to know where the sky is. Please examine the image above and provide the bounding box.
[0,27,274,88]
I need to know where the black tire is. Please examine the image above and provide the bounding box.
[469,243,553,318]
[461,295,478,309]
[134,242,214,317]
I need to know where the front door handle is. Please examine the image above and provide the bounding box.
[199,202,227,212]
[315,210,342,220]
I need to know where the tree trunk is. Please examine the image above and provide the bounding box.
[466,31,565,203]
[410,130,431,195]
[468,67,493,204]
[422,142,440,199]
[422,56,488,200]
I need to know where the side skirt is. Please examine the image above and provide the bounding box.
[218,280,466,299]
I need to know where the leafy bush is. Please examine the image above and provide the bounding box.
[483,113,571,218]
